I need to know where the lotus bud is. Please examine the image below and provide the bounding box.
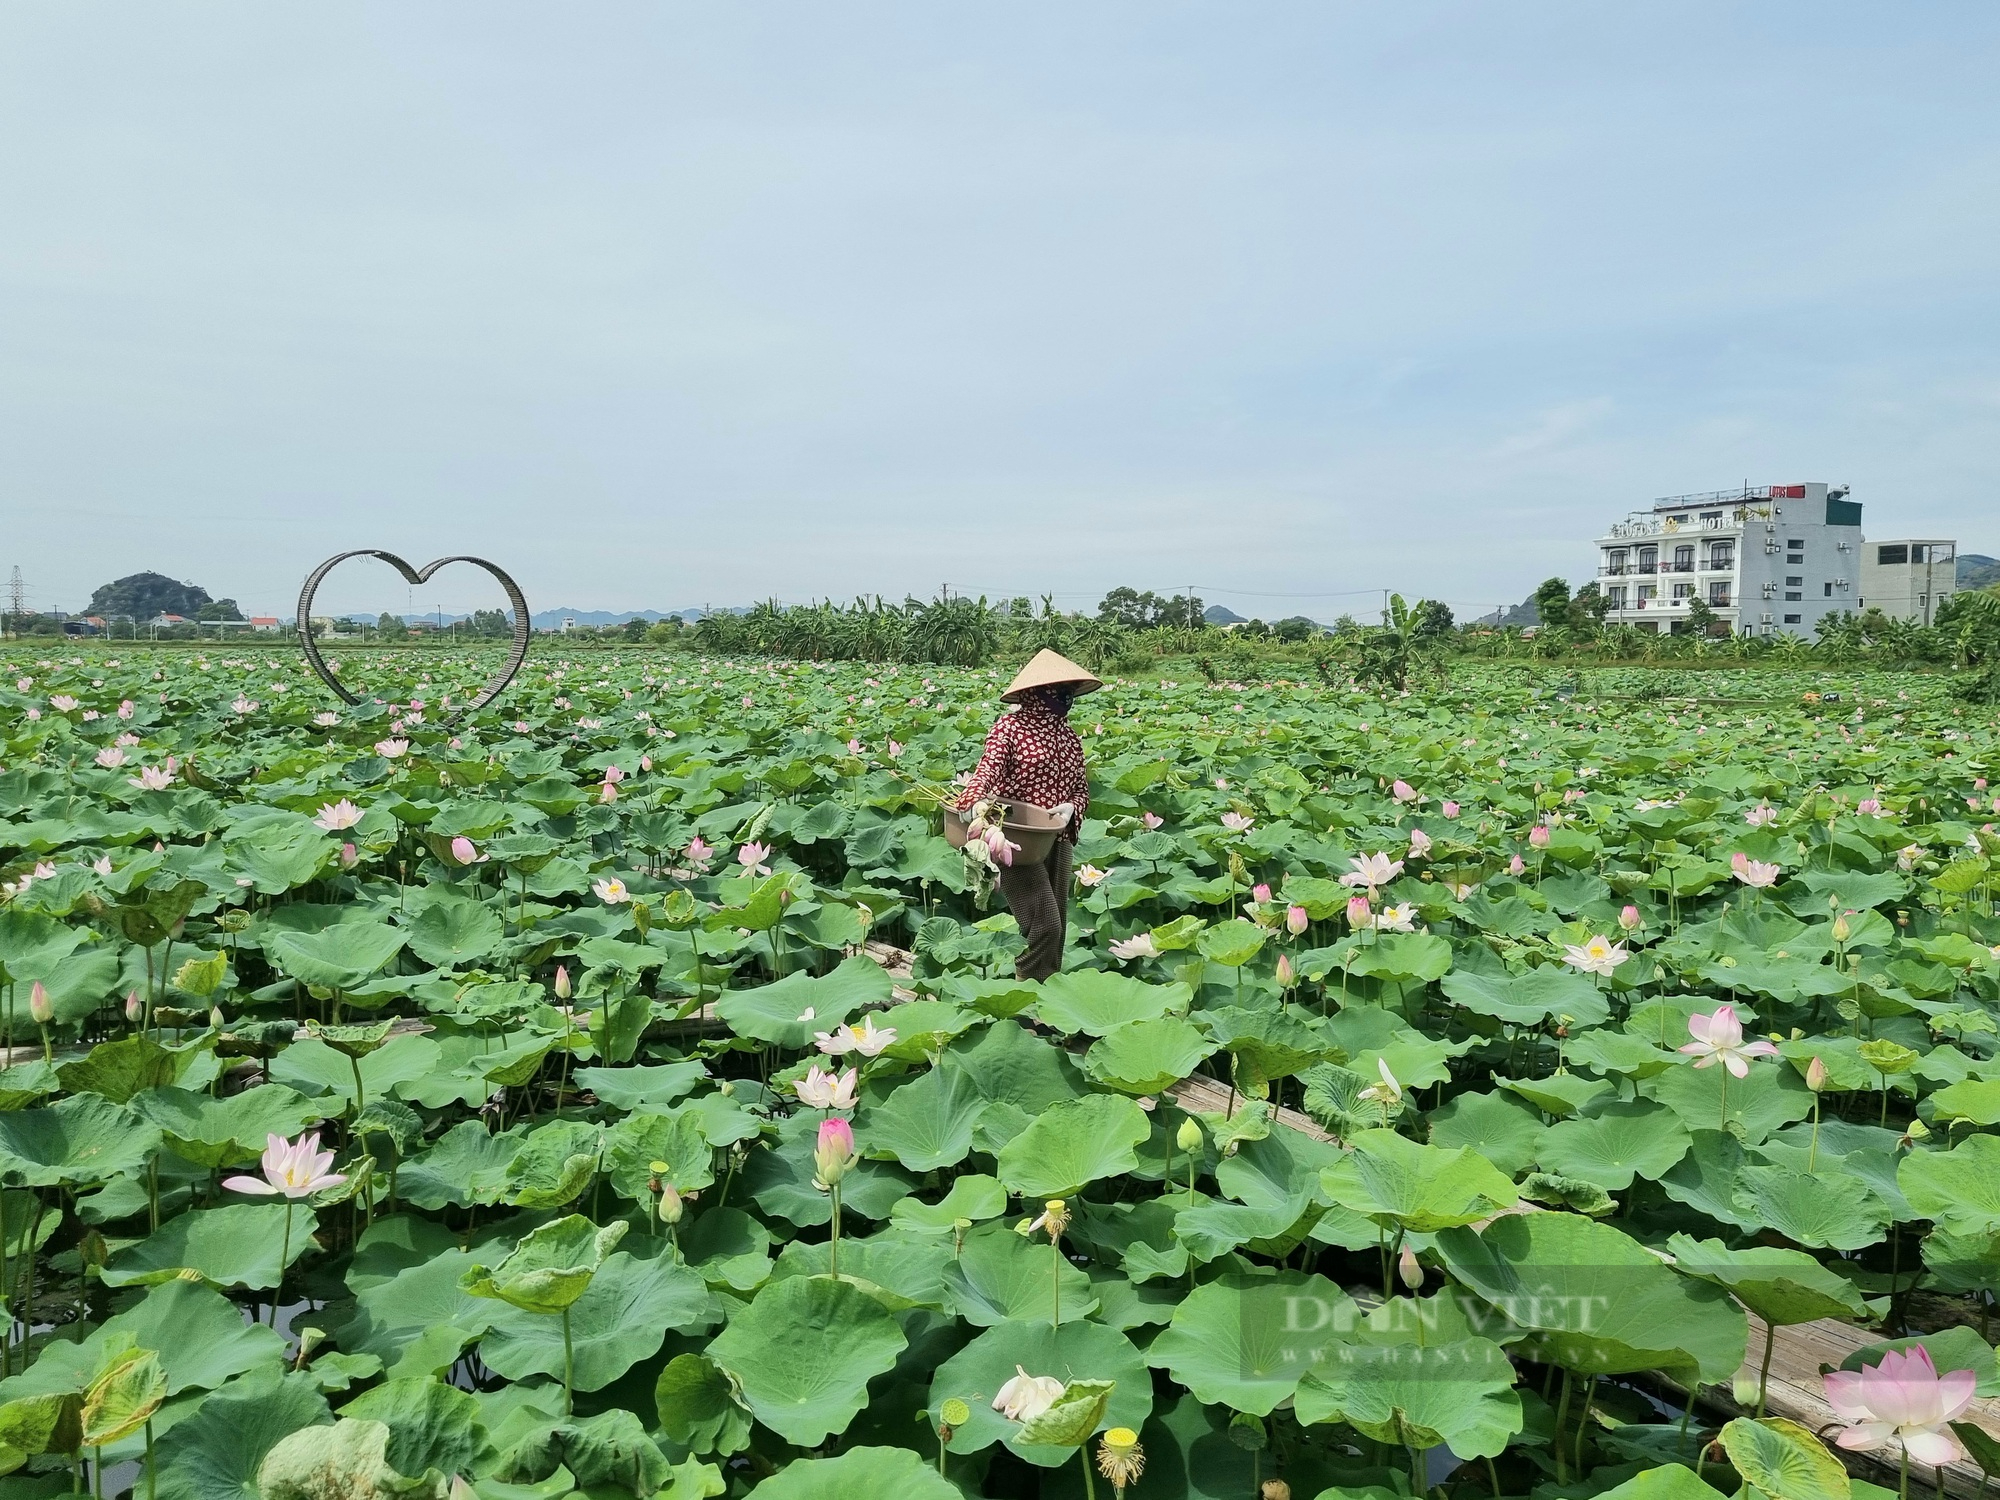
[658,1181,684,1225]
[814,1117,856,1188]
[1285,904,1308,936]
[1275,953,1296,989]
[554,964,571,1001]
[1529,825,1551,848]
[1508,854,1526,876]
[1262,1483,1293,1500]
[209,1006,225,1031]
[1253,883,1273,905]
[28,981,52,1025]
[1176,1118,1203,1153]
[124,991,143,1025]
[340,842,359,869]
[1618,904,1642,933]
[1831,913,1851,944]
[1397,1243,1424,1290]
[1346,896,1374,931]
[1805,1056,1828,1093]
[450,836,479,865]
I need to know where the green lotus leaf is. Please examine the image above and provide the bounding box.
[1899,1134,2000,1235]
[1342,932,1454,983]
[1537,1100,1691,1190]
[1035,970,1191,1035]
[460,1214,629,1316]
[1017,1377,1116,1449]
[745,1446,959,1499]
[403,900,504,968]
[653,1353,752,1458]
[573,1061,706,1113]
[131,1084,328,1170]
[1195,922,1267,969]
[56,1035,202,1105]
[996,1092,1150,1199]
[254,1418,427,1500]
[271,1033,442,1111]
[102,1203,312,1291]
[0,1094,160,1187]
[1928,1078,2000,1127]
[1199,1006,1329,1084]
[863,1059,984,1170]
[705,1275,907,1447]
[1427,1089,1546,1176]
[1497,1072,1615,1119]
[1435,1211,1747,1383]
[338,1378,487,1486]
[0,1391,82,1474]
[1294,1336,1522,1458]
[1441,966,1611,1026]
[340,1249,497,1364]
[940,1222,1097,1327]
[889,1173,1008,1235]
[396,1121,524,1211]
[678,1205,774,1291]
[1319,1129,1519,1232]
[1719,1417,1852,1500]
[1665,1234,1869,1325]
[1519,1172,1617,1216]
[770,1226,953,1308]
[495,1406,672,1494]
[151,1370,331,1500]
[1734,1165,1891,1251]
[262,923,408,991]
[1146,1271,1356,1416]
[1644,1057,1812,1143]
[1588,1464,1732,1500]
[928,1318,1153,1467]
[711,954,887,1047]
[742,1111,916,1226]
[1083,1017,1218,1096]
[479,1250,711,1391]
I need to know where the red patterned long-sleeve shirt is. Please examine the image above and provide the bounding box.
[956,701,1089,842]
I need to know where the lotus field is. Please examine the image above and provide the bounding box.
[2,647,1999,1500]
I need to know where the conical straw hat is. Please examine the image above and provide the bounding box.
[1001,649,1103,703]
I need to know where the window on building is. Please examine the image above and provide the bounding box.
[1783,613,1802,625]
[1709,582,1731,606]
[1674,545,1694,571]
[1877,544,1908,565]
[1606,550,1627,575]
[1637,546,1658,573]
[1607,586,1626,608]
[1783,576,1801,586]
[1784,592,1802,602]
[1637,584,1657,602]
[1824,583,1833,597]
[1912,544,1930,562]
[1708,542,1734,569]
[1700,511,1722,527]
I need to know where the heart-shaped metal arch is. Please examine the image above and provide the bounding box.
[295,550,532,713]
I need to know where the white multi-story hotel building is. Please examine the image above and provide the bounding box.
[1593,482,1862,638]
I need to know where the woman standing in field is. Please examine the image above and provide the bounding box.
[956,650,1099,981]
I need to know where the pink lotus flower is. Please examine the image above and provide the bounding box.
[1346,895,1374,931]
[28,982,52,1025]
[339,842,359,869]
[847,738,863,755]
[598,781,619,804]
[1679,1004,1779,1078]
[1142,811,1164,830]
[1340,852,1404,894]
[95,747,127,769]
[685,836,715,870]
[450,836,487,865]
[603,765,625,785]
[223,1132,347,1199]
[1618,904,1642,933]
[374,738,409,759]
[1528,825,1551,849]
[1745,803,1779,827]
[1110,932,1158,961]
[1275,952,1296,987]
[813,1117,856,1188]
[1856,798,1883,816]
[49,695,78,713]
[1824,1345,1976,1466]
[313,799,363,832]
[1285,904,1309,936]
[1252,883,1273,904]
[1408,828,1433,859]
[886,740,904,759]
[1441,800,1460,819]
[982,826,1018,867]
[1391,779,1418,803]
[1508,854,1526,876]
[117,700,134,720]
[1731,852,1782,888]
[739,842,773,877]
[1220,811,1254,834]
[127,765,174,791]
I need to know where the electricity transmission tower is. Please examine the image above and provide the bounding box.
[4,567,23,637]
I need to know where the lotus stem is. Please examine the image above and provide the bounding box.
[562,1306,575,1416]
[1553,1368,1574,1484]
[1755,1317,1776,1417]
[829,1182,842,1279]
[273,1200,294,1328]
[146,1420,156,1500]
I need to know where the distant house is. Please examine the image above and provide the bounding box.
[145,613,187,628]
[248,616,281,632]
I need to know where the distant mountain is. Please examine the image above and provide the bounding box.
[528,607,749,630]
[1959,554,1999,591]
[1476,595,1540,628]
[1203,605,1245,624]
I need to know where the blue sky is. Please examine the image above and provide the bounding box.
[4,4,1997,622]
